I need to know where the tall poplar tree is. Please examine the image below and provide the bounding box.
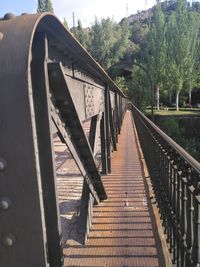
[146,2,166,110]
[166,0,199,110]
[184,12,200,106]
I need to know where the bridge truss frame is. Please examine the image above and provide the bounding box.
[0,13,126,267]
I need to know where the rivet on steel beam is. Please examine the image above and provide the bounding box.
[55,109,59,114]
[4,13,15,20]
[0,159,7,172]
[2,234,15,247]
[0,32,4,41]
[0,197,11,210]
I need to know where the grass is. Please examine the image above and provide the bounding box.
[145,108,200,116]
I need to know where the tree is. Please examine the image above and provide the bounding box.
[146,2,166,110]
[192,1,200,13]
[184,11,200,106]
[166,0,200,110]
[74,20,91,49]
[63,18,69,29]
[37,0,54,13]
[129,66,151,109]
[88,17,130,70]
[114,77,129,96]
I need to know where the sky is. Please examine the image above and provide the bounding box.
[0,0,156,27]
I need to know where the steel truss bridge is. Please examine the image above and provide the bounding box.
[0,13,199,267]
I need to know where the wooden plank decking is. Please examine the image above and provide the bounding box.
[64,111,165,267]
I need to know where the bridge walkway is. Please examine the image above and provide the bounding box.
[64,111,165,267]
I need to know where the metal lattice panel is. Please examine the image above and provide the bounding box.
[84,84,95,118]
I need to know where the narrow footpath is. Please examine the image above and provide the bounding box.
[64,111,165,267]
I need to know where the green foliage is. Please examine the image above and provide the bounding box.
[63,18,69,29]
[114,77,129,95]
[129,66,151,108]
[161,118,185,141]
[160,117,200,161]
[74,20,91,49]
[128,0,200,111]
[37,0,54,13]
[146,3,166,109]
[184,137,200,161]
[147,3,166,86]
[88,18,130,70]
[131,21,149,45]
[165,0,200,110]
[192,1,200,13]
[58,1,200,108]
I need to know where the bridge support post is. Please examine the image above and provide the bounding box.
[109,93,117,151]
[100,85,111,174]
[114,92,119,142]
[105,86,111,173]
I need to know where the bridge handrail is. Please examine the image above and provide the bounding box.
[131,104,200,174]
[131,104,200,267]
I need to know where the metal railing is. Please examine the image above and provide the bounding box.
[131,104,200,267]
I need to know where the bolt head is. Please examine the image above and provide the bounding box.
[0,159,7,172]
[0,198,11,210]
[2,234,15,247]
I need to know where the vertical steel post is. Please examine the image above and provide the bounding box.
[100,114,108,174]
[105,85,111,173]
[114,93,118,142]
[89,115,98,152]
[180,177,187,267]
[192,197,200,266]
[108,93,117,151]
[115,92,120,136]
[100,85,111,174]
